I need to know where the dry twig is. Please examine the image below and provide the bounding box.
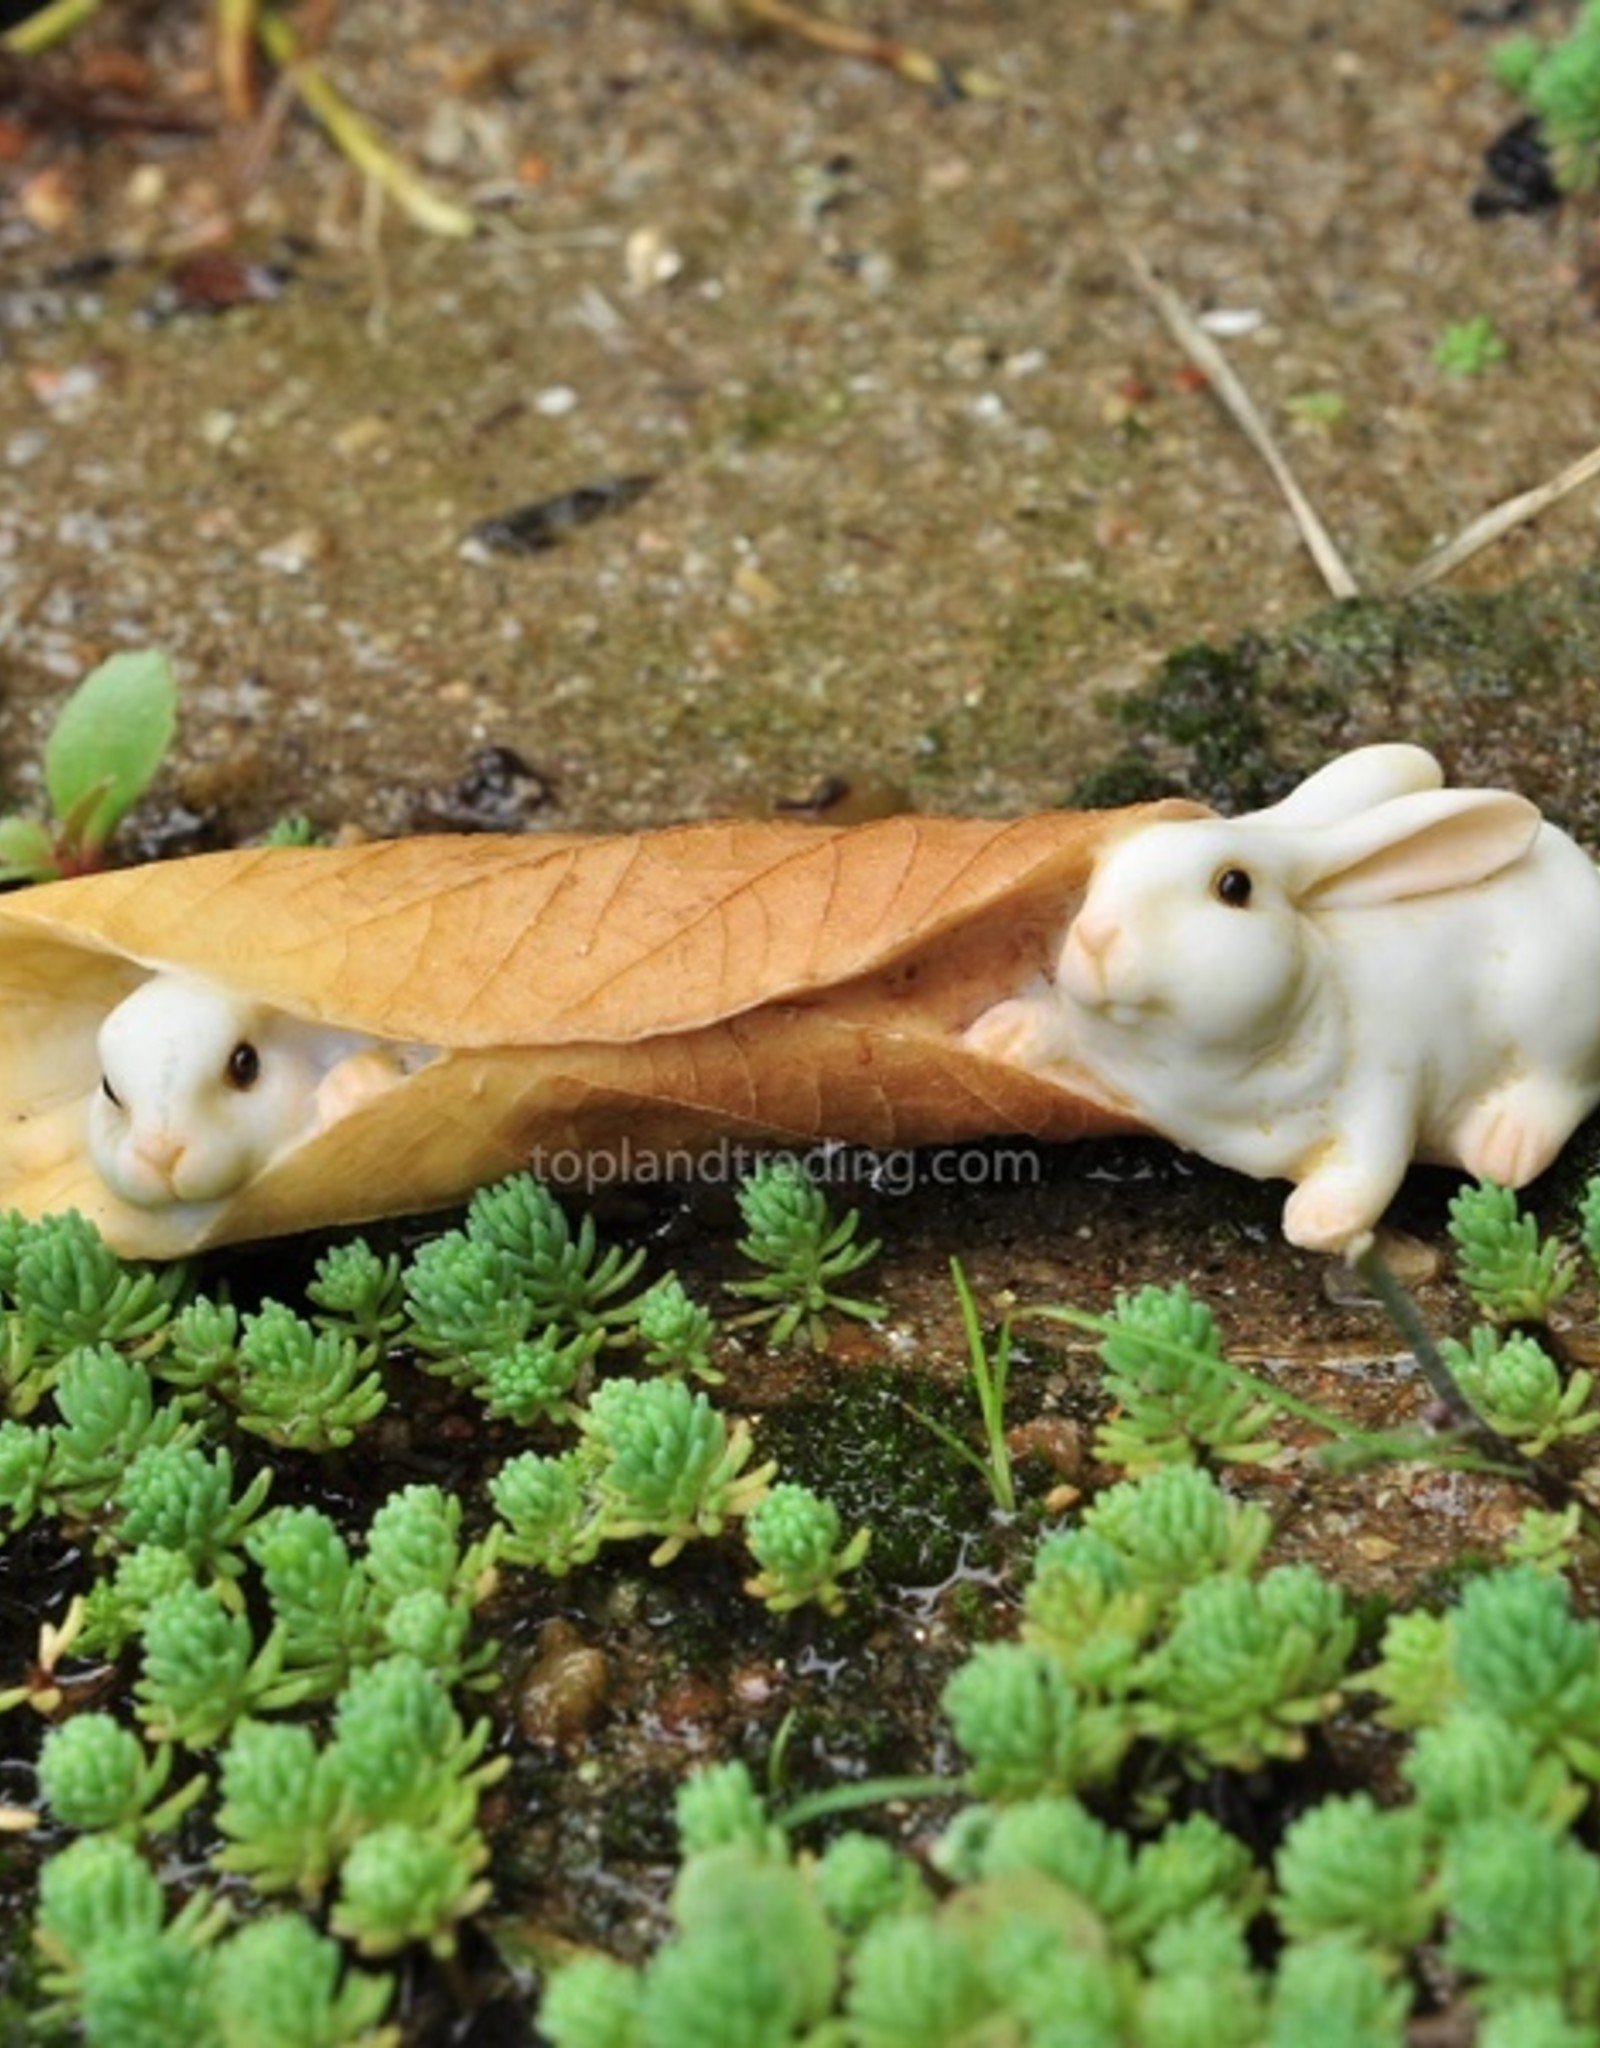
[1125,249,1362,600]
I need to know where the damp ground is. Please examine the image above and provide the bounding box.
[5,0,1600,2031]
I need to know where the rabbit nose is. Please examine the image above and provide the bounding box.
[1071,912,1120,967]
[133,1130,184,1178]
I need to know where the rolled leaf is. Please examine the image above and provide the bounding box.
[0,805,1196,1256]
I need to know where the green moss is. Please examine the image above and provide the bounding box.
[756,1373,992,1589]
[1079,573,1600,827]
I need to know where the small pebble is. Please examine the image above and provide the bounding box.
[256,526,328,575]
[1196,306,1264,338]
[535,385,578,418]
[625,224,684,293]
[515,1620,611,1748]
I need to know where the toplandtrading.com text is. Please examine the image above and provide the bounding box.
[523,1138,1042,1197]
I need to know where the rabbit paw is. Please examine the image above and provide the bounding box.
[1283,1170,1389,1253]
[962,995,1060,1071]
[1454,1081,1576,1190]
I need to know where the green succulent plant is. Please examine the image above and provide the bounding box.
[1441,1327,1599,1455]
[1093,1283,1286,1471]
[489,1449,600,1575]
[1448,1180,1576,1325]
[725,1158,884,1349]
[113,1441,274,1584]
[215,1717,350,1898]
[47,1345,195,1522]
[1144,1565,1356,1769]
[305,1239,406,1346]
[582,1376,776,1563]
[465,1172,648,1331]
[942,1642,1133,1797]
[233,1301,388,1451]
[1274,1792,1435,1953]
[134,1583,303,1749]
[634,1273,721,1383]
[1444,1815,1600,2014]
[742,1481,870,1615]
[37,1711,205,1838]
[331,1822,491,1959]
[210,1913,397,2048]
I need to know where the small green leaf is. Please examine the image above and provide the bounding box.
[44,649,177,859]
[0,815,59,882]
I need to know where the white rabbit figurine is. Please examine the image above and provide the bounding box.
[88,972,401,1212]
[963,744,1600,1253]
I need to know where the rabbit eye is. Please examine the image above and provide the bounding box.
[101,1076,122,1109]
[226,1042,261,1091]
[1214,866,1254,908]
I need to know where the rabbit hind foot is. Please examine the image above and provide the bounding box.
[1452,1076,1593,1191]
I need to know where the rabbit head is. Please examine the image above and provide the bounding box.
[1060,815,1315,1054]
[1057,770,1547,1189]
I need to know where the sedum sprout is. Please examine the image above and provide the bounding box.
[726,1159,884,1349]
[7,1209,180,1395]
[1403,1709,1586,1836]
[942,1642,1132,1798]
[634,1274,721,1384]
[539,1953,646,2048]
[1128,1815,1262,1945]
[1144,1565,1356,1770]
[0,1417,52,1531]
[35,1834,167,1979]
[78,1935,218,2048]
[1094,1283,1285,1472]
[210,1912,397,2048]
[363,1483,495,1612]
[1365,1608,1459,1731]
[742,1481,870,1616]
[135,1583,300,1750]
[813,1832,930,1935]
[1478,1997,1600,2048]
[158,1296,241,1397]
[843,1910,991,2048]
[331,1654,505,1839]
[114,1442,273,1584]
[1440,1327,1599,1455]
[1082,1463,1273,1592]
[1443,1815,1600,2009]
[489,1450,599,1575]
[331,1822,490,1959]
[674,1761,785,1861]
[402,1231,528,1384]
[583,1376,776,1564]
[37,1711,204,1839]
[48,1346,194,1521]
[248,1506,372,1694]
[653,1847,839,2044]
[480,1327,600,1426]
[1273,1793,1435,1953]
[1448,1180,1576,1325]
[78,1543,197,1660]
[972,1794,1140,1937]
[215,1718,349,1899]
[1452,1569,1600,1770]
[233,1301,388,1452]
[465,1173,648,1332]
[1265,1937,1410,2048]
[305,1238,406,1345]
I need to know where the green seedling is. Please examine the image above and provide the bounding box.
[1433,316,1510,377]
[0,651,177,884]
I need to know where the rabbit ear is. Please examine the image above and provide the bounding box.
[1246,745,1444,829]
[1292,788,1542,908]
